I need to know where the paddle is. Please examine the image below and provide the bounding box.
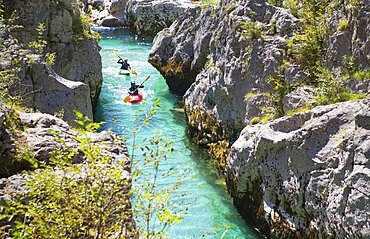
[113,50,138,76]
[123,76,151,103]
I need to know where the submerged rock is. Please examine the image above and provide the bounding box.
[227,99,370,237]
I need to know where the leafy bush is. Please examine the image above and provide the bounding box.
[337,19,349,31]
[237,21,263,40]
[313,67,367,105]
[0,104,185,238]
[352,71,370,80]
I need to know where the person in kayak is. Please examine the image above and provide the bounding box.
[118,58,131,70]
[129,81,144,96]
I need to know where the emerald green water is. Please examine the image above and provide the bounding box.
[94,28,259,239]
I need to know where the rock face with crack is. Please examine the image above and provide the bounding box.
[2,0,102,114]
[227,99,370,237]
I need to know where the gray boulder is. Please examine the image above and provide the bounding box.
[126,0,193,36]
[0,104,129,178]
[99,15,126,27]
[22,56,93,124]
[179,1,299,135]
[226,99,370,238]
[109,0,128,14]
[3,0,103,111]
[282,86,314,113]
[149,5,221,95]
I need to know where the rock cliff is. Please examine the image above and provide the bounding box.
[227,99,370,237]
[149,0,370,237]
[2,0,102,121]
[89,0,192,36]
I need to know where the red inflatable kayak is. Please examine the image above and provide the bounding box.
[124,93,143,104]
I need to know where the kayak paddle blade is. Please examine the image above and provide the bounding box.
[113,50,121,58]
[131,69,138,76]
[123,95,130,103]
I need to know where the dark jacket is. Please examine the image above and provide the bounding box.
[118,59,130,70]
[129,84,144,96]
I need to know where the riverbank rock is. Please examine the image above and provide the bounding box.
[2,0,102,112]
[178,0,299,134]
[149,5,220,95]
[90,0,192,36]
[0,102,129,178]
[126,0,193,36]
[226,99,370,238]
[0,108,132,235]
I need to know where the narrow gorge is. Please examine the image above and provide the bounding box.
[0,0,369,238]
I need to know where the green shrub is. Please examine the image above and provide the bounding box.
[338,19,349,31]
[237,21,263,40]
[352,71,370,80]
[0,104,185,238]
[313,67,367,105]
[225,3,236,13]
[267,0,283,7]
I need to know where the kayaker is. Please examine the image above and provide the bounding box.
[129,81,144,96]
[118,58,131,70]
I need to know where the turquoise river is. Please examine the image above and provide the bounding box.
[95,28,260,239]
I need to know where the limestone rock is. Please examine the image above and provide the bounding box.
[325,1,370,70]
[0,103,129,178]
[282,86,314,113]
[99,15,126,27]
[126,0,193,36]
[149,5,220,95]
[109,0,128,14]
[3,0,103,111]
[226,99,370,238]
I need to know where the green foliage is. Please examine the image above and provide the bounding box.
[244,45,252,66]
[285,104,312,116]
[352,70,370,80]
[266,75,292,118]
[198,0,219,10]
[0,7,23,106]
[285,0,334,80]
[267,0,283,7]
[249,116,261,125]
[0,105,186,238]
[287,22,328,79]
[27,22,57,67]
[342,55,355,75]
[225,3,236,13]
[346,0,360,7]
[1,113,135,238]
[133,131,183,238]
[45,52,56,66]
[337,19,349,31]
[244,91,257,101]
[28,23,47,54]
[237,21,263,40]
[73,13,101,42]
[313,67,367,105]
[130,99,186,238]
